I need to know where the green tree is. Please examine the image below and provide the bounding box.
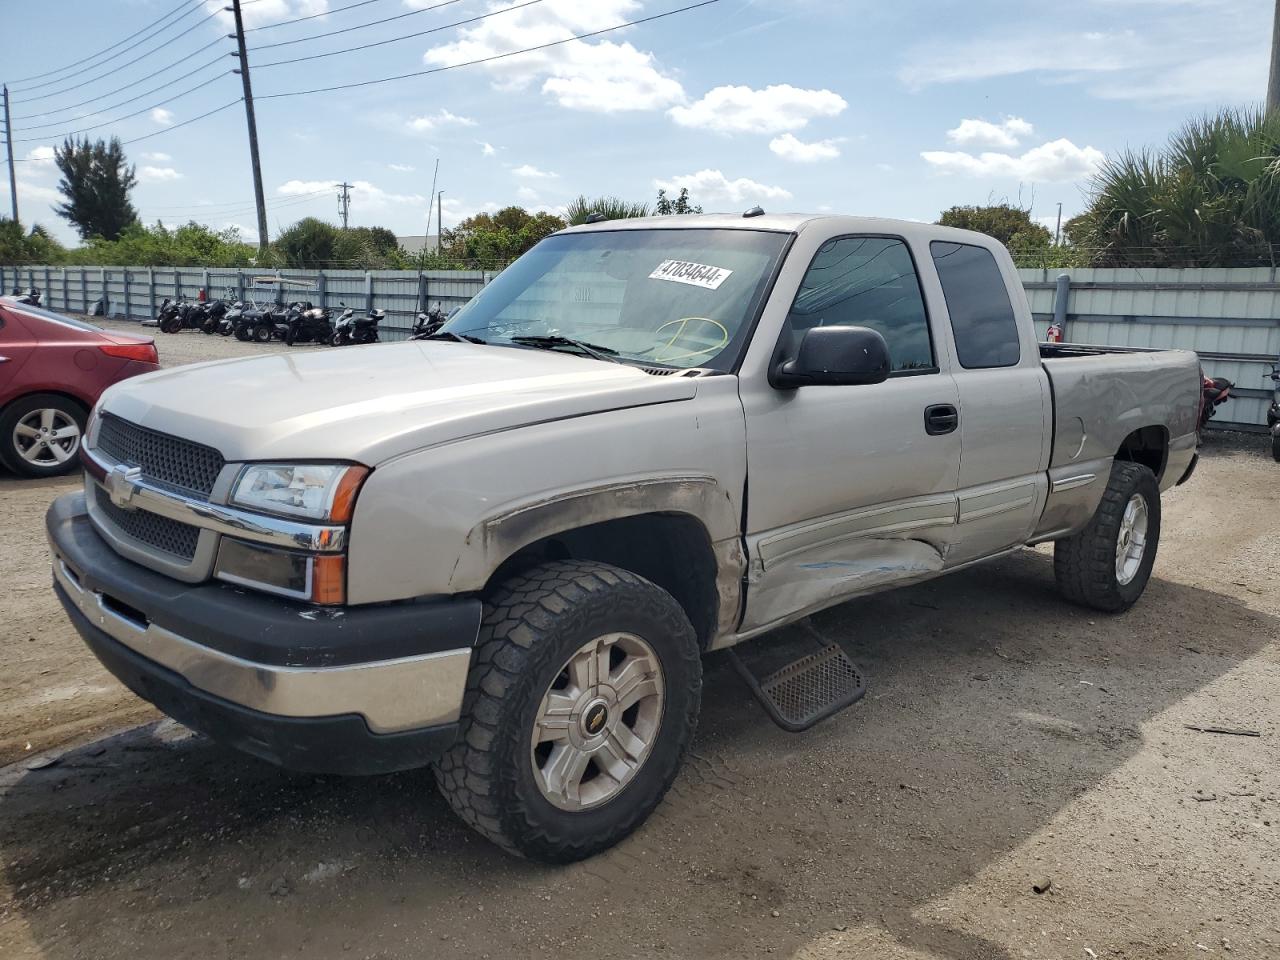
[655,187,701,215]
[936,203,1052,247]
[442,206,567,265]
[0,219,66,265]
[1075,108,1280,267]
[566,195,649,225]
[53,136,139,241]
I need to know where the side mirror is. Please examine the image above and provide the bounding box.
[771,325,891,388]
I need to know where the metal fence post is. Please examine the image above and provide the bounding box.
[100,267,108,315]
[201,267,209,300]
[365,270,373,313]
[317,270,327,310]
[123,268,132,319]
[61,267,68,311]
[44,266,51,305]
[80,269,87,312]
[1053,273,1071,339]
[148,268,156,317]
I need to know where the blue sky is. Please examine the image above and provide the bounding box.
[2,0,1274,247]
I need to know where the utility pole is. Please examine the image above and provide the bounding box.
[437,190,444,256]
[337,181,352,229]
[229,0,269,255]
[3,86,17,223]
[1269,0,1280,116]
[1054,202,1063,246]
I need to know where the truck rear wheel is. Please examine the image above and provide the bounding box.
[1054,460,1161,612]
[434,560,701,862]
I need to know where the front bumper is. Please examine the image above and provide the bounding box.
[47,492,482,775]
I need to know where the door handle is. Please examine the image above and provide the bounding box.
[924,403,959,435]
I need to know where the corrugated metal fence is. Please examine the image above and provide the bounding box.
[0,265,493,343]
[4,263,1277,429]
[1021,267,1277,430]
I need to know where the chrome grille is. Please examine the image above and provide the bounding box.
[93,484,200,561]
[96,414,225,497]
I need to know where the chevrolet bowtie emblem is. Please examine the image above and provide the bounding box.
[105,464,144,511]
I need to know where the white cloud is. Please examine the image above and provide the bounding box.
[513,164,558,179]
[479,141,496,156]
[277,179,426,210]
[141,151,172,162]
[653,169,791,209]
[516,185,540,202]
[388,163,415,172]
[899,16,1267,106]
[768,133,842,163]
[669,84,846,134]
[945,117,1034,149]
[921,138,1105,182]
[406,108,477,132]
[139,166,183,182]
[150,108,174,126]
[423,0,684,112]
[25,146,56,168]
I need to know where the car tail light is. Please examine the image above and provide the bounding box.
[100,340,158,363]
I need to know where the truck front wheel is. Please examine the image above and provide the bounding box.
[434,560,701,862]
[1054,460,1161,613]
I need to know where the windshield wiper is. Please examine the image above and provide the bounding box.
[424,330,486,344]
[509,334,621,364]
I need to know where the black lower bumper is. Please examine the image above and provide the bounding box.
[47,492,480,776]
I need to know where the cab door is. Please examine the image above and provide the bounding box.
[926,240,1051,564]
[738,234,962,633]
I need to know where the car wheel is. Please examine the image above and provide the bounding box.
[0,394,88,478]
[1271,430,1280,463]
[252,324,273,344]
[1054,460,1161,613]
[434,560,701,863]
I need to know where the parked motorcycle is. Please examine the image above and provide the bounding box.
[198,299,230,334]
[412,303,454,339]
[10,287,41,306]
[1266,361,1279,462]
[1200,374,1234,430]
[331,306,383,346]
[220,300,248,336]
[285,303,333,346]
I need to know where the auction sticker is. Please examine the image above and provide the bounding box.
[649,259,733,290]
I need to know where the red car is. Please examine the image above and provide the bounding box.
[0,298,159,478]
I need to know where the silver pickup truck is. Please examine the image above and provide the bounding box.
[47,214,1201,861]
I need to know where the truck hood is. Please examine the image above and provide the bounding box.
[97,341,699,464]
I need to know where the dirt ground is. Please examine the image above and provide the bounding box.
[1,324,1277,960]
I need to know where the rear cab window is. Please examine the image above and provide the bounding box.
[780,236,936,374]
[929,242,1021,369]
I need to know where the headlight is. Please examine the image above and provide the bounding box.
[231,463,368,522]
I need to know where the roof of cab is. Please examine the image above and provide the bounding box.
[559,212,1001,248]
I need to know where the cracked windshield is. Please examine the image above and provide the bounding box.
[441,228,789,369]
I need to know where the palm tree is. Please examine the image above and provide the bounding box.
[1078,108,1280,267]
[565,195,649,226]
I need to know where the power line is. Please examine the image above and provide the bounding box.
[248,0,466,52]
[245,0,395,32]
[120,98,244,147]
[12,56,230,133]
[256,0,546,69]
[256,0,721,98]
[11,73,233,143]
[12,40,227,122]
[3,0,203,86]
[10,6,223,101]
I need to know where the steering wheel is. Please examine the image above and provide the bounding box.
[651,317,730,364]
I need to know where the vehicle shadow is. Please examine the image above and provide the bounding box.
[1,549,1272,960]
